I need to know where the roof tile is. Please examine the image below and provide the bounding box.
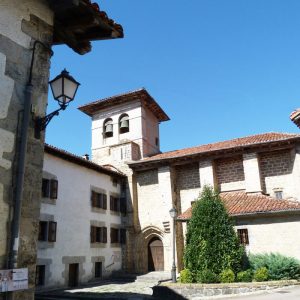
[131,132,300,164]
[177,191,300,220]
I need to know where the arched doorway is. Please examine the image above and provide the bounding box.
[148,237,164,271]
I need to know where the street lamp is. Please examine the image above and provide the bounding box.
[35,69,80,137]
[169,207,177,283]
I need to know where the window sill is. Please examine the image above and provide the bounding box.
[90,243,107,248]
[91,207,107,214]
[38,241,55,249]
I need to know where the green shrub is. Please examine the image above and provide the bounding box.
[184,186,245,275]
[237,270,253,282]
[253,267,269,282]
[249,253,300,280]
[195,269,219,283]
[179,269,193,283]
[219,269,235,283]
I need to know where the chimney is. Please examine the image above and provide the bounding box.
[82,154,89,160]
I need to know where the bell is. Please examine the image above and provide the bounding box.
[120,120,129,129]
[120,119,129,133]
[104,123,113,137]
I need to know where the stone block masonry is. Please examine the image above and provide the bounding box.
[176,163,200,190]
[0,1,54,299]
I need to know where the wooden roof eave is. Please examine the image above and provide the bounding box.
[48,0,123,55]
[128,140,297,171]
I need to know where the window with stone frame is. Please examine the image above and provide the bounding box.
[42,178,58,199]
[35,265,45,286]
[90,226,107,243]
[91,191,107,209]
[110,196,126,213]
[38,221,57,242]
[237,229,249,245]
[110,228,126,244]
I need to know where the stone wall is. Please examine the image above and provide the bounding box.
[215,156,245,191]
[259,150,294,197]
[176,163,200,190]
[0,1,53,299]
[235,214,300,260]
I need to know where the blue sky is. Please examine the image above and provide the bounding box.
[47,0,300,156]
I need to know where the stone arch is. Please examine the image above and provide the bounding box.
[134,226,165,273]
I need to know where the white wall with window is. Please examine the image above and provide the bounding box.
[37,146,126,289]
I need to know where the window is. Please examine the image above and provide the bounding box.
[35,265,45,286]
[119,114,129,134]
[91,191,107,209]
[95,262,102,278]
[42,178,58,199]
[90,226,107,243]
[155,137,159,146]
[110,228,126,244]
[237,229,249,245]
[103,118,113,138]
[38,221,57,242]
[275,191,283,200]
[110,196,126,214]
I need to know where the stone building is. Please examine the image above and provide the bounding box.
[79,89,300,274]
[0,1,122,299]
[36,145,126,289]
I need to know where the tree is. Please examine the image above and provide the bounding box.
[184,186,245,275]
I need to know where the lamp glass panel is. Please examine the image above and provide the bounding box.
[50,77,63,100]
[169,208,177,218]
[63,78,78,102]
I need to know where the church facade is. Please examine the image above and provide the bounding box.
[78,89,300,274]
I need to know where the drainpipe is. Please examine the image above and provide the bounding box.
[8,41,53,269]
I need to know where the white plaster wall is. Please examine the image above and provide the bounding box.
[141,106,160,157]
[180,188,200,214]
[39,153,123,288]
[243,153,262,193]
[236,215,300,261]
[0,0,53,48]
[91,101,143,151]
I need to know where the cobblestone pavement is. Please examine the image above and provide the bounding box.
[36,272,171,300]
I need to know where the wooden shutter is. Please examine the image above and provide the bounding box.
[103,227,107,243]
[90,226,96,243]
[48,221,57,242]
[98,193,103,208]
[42,179,49,198]
[103,194,107,210]
[114,198,119,212]
[50,179,58,199]
[91,191,98,207]
[110,196,114,211]
[120,229,126,244]
[120,197,127,214]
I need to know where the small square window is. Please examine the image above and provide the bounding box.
[275,191,283,200]
[237,229,249,245]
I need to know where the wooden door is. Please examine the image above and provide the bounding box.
[148,238,164,271]
[68,263,79,287]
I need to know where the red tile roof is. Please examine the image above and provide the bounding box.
[129,132,300,166]
[177,191,300,220]
[78,88,170,122]
[45,144,125,178]
[290,109,300,128]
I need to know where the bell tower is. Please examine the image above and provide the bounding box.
[78,88,170,169]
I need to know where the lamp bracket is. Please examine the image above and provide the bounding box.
[35,106,65,138]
